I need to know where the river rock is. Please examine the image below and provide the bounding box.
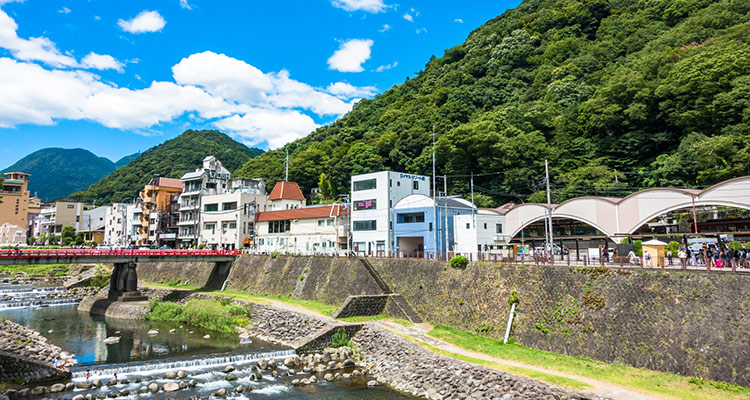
[107,392,117,398]
[134,377,142,383]
[102,336,120,344]
[271,370,278,378]
[92,379,102,388]
[148,383,159,393]
[72,395,84,400]
[118,389,130,396]
[203,334,210,339]
[214,388,227,397]
[85,394,93,400]
[322,351,331,363]
[367,380,379,387]
[162,382,180,392]
[234,385,244,393]
[188,379,196,388]
[324,373,333,382]
[240,337,253,345]
[291,379,300,385]
[309,375,318,383]
[147,329,159,336]
[179,381,187,389]
[16,389,29,397]
[284,357,295,368]
[106,378,116,386]
[288,368,296,375]
[177,370,188,378]
[66,382,75,391]
[96,394,105,399]
[169,329,176,334]
[138,387,148,394]
[223,365,235,373]
[301,378,310,385]
[120,378,129,384]
[49,384,65,393]
[30,386,46,396]
[342,358,355,368]
[225,373,238,381]
[352,369,362,376]
[268,358,277,369]
[164,371,177,379]
[258,358,268,369]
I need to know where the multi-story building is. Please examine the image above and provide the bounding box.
[137,176,183,246]
[40,201,84,236]
[350,171,430,256]
[199,178,267,250]
[80,206,107,243]
[0,223,25,245]
[26,196,42,237]
[392,194,475,257]
[453,209,509,259]
[178,156,231,247]
[127,204,142,245]
[255,204,347,255]
[0,172,31,242]
[268,181,305,211]
[104,203,131,246]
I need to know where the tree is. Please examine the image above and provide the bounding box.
[74,232,85,246]
[61,226,76,246]
[318,173,336,199]
[38,233,47,246]
[47,235,60,245]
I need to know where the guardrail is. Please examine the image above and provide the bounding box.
[0,249,242,258]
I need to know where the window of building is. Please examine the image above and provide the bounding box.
[322,241,327,248]
[318,219,325,227]
[413,180,419,190]
[484,223,487,229]
[76,216,80,222]
[354,199,376,211]
[327,219,333,226]
[222,222,237,229]
[67,205,74,209]
[429,222,433,231]
[466,223,470,229]
[222,202,237,210]
[206,182,217,189]
[397,181,400,186]
[496,224,503,233]
[259,238,264,245]
[389,179,392,187]
[397,212,425,223]
[353,179,377,191]
[268,220,291,233]
[204,223,216,231]
[204,204,218,212]
[353,220,377,231]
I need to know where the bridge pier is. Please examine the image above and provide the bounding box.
[108,262,148,302]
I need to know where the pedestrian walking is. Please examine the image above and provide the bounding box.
[678,249,687,269]
[86,370,91,384]
[627,249,638,265]
[666,249,673,266]
[644,250,652,268]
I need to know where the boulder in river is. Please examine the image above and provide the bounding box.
[102,336,120,344]
[147,329,159,336]
[162,382,180,392]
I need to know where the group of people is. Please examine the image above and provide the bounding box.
[626,245,750,269]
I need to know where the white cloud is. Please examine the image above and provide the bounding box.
[268,70,351,115]
[331,0,387,13]
[327,39,373,73]
[58,7,71,14]
[0,9,78,67]
[118,10,166,34]
[326,82,377,99]
[374,61,397,72]
[215,109,319,149]
[81,52,124,72]
[454,18,463,23]
[402,13,413,22]
[179,0,192,10]
[94,15,101,21]
[379,24,390,32]
[416,27,427,34]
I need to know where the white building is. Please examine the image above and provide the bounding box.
[453,209,509,259]
[104,203,131,246]
[0,223,25,245]
[267,181,305,210]
[255,204,347,255]
[199,179,267,249]
[126,204,141,245]
[178,156,231,246]
[350,171,430,256]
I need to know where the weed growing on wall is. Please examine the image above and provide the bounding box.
[331,328,353,348]
[450,255,469,270]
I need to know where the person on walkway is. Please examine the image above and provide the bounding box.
[602,247,609,263]
[678,249,687,269]
[644,250,652,268]
[86,370,91,384]
[666,249,673,266]
[627,249,638,265]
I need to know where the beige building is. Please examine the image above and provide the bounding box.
[40,201,84,235]
[137,176,183,245]
[0,172,31,240]
[255,204,347,255]
[0,223,25,245]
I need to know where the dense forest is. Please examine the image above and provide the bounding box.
[2,148,118,202]
[235,0,750,206]
[68,130,263,204]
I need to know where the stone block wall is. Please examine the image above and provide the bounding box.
[136,261,217,287]
[331,295,389,319]
[0,350,70,384]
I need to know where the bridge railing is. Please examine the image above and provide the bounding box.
[0,249,243,258]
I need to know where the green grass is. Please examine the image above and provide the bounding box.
[391,318,415,327]
[143,282,202,290]
[0,264,69,276]
[389,329,590,391]
[428,325,750,400]
[338,314,392,322]
[145,298,250,333]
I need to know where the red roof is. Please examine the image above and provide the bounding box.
[150,177,183,189]
[256,205,344,222]
[268,181,305,201]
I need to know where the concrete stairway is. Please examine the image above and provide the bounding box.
[356,257,422,323]
[357,257,392,294]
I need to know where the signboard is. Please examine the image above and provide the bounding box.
[399,173,427,181]
[354,199,376,211]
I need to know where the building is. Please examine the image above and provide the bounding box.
[453,209,508,259]
[255,204,347,255]
[392,194,475,257]
[126,204,142,245]
[80,206,107,243]
[104,203,132,246]
[26,196,42,237]
[40,201,84,236]
[0,223,25,245]
[199,178,267,249]
[0,172,31,242]
[178,156,231,247]
[137,176,183,246]
[268,181,305,211]
[350,171,430,256]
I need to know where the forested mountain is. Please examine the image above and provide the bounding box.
[235,0,750,206]
[67,130,263,205]
[113,152,140,169]
[2,148,116,202]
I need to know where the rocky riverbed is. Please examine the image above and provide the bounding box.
[0,319,74,384]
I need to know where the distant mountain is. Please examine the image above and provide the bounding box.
[2,148,116,202]
[67,130,264,205]
[113,152,140,169]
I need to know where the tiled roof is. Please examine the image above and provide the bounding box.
[268,181,305,201]
[153,177,184,189]
[256,205,344,222]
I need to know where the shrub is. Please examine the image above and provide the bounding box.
[198,243,207,249]
[475,324,494,333]
[507,290,520,306]
[89,273,110,288]
[667,241,680,255]
[331,328,352,348]
[182,299,249,333]
[450,255,469,270]
[167,279,182,287]
[633,240,643,256]
[145,298,183,322]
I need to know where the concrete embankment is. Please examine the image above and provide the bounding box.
[0,319,73,384]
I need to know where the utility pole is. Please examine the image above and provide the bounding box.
[443,175,448,261]
[285,149,289,182]
[432,124,437,260]
[545,159,553,256]
[471,171,475,228]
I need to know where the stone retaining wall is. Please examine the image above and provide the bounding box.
[0,320,72,384]
[331,295,389,319]
[77,297,148,320]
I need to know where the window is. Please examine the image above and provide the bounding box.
[204,223,216,231]
[222,222,237,229]
[204,203,218,212]
[222,202,237,210]
[259,238,264,245]
[429,222,433,231]
[76,216,80,222]
[353,179,377,191]
[353,220,377,231]
[327,219,333,226]
[318,219,324,226]
[67,205,74,209]
[397,181,400,186]
[268,220,291,233]
[466,223,470,229]
[206,182,217,189]
[397,212,425,223]
[484,223,487,229]
[496,224,503,233]
[413,180,419,190]
[354,199,376,210]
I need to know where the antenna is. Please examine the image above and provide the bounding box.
[285,149,289,182]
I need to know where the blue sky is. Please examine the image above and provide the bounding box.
[0,0,520,169]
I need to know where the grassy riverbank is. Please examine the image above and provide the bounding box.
[428,326,750,400]
[145,298,250,333]
[0,264,69,276]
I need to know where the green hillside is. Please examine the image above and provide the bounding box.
[2,148,116,202]
[235,0,750,206]
[67,130,263,205]
[113,152,141,169]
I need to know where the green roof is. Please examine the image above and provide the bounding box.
[3,180,25,185]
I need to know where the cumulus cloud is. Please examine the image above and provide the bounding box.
[326,82,377,99]
[0,9,78,67]
[454,18,464,23]
[379,24,390,32]
[81,52,124,72]
[179,0,192,10]
[331,0,387,13]
[416,27,427,34]
[118,10,166,33]
[374,61,397,72]
[402,13,413,22]
[58,7,71,14]
[215,109,319,148]
[327,39,373,73]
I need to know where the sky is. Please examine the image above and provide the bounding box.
[0,0,521,169]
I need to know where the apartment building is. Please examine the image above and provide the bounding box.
[137,176,183,246]
[177,156,231,247]
[40,201,84,235]
[255,204,347,255]
[392,194,475,256]
[199,179,267,249]
[104,203,131,246]
[0,172,31,242]
[453,209,509,259]
[350,171,430,256]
